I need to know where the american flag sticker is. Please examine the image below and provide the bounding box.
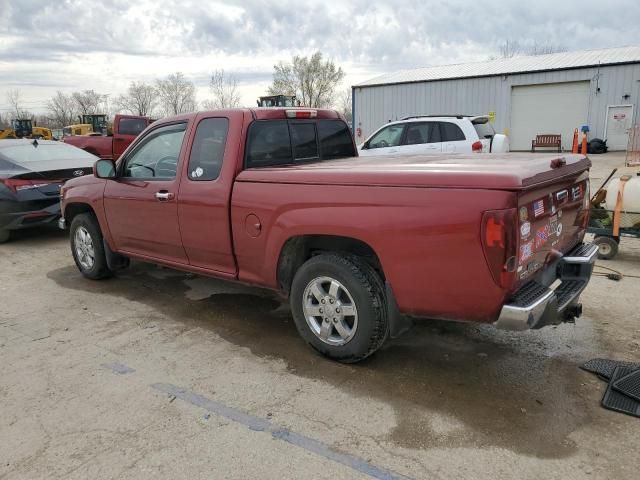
[533,199,545,217]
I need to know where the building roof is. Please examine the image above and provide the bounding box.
[355,45,640,88]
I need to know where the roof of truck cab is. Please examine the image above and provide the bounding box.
[237,153,591,190]
[149,108,343,126]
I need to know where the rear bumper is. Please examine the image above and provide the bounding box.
[0,200,61,231]
[494,242,598,331]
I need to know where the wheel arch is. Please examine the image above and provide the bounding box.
[64,202,96,226]
[276,234,384,295]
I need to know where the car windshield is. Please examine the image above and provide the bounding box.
[0,143,96,164]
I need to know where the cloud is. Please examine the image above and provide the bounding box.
[1,0,639,110]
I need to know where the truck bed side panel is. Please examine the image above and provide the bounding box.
[231,182,515,322]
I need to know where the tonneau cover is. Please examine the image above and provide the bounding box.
[237,153,590,190]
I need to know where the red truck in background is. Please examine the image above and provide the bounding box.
[63,114,152,160]
[59,107,597,363]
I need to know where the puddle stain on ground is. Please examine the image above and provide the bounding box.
[47,263,601,458]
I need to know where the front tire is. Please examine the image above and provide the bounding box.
[0,229,10,244]
[70,213,112,279]
[290,253,388,363]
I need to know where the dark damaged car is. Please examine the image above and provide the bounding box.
[0,139,96,243]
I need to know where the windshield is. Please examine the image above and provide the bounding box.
[0,143,97,164]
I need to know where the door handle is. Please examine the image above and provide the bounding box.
[154,191,174,201]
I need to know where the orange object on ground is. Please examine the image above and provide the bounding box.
[581,133,588,155]
[571,129,579,153]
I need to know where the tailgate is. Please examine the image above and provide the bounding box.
[516,173,590,283]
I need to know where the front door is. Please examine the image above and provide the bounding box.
[104,122,188,264]
[360,123,406,156]
[605,105,634,151]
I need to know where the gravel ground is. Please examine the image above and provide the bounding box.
[1,152,639,480]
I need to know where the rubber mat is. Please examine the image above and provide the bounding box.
[601,367,640,418]
[580,358,640,381]
[613,368,640,402]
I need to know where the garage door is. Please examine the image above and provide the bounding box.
[510,82,590,151]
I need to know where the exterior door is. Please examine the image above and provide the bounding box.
[360,123,406,155]
[177,116,237,274]
[400,121,442,154]
[440,121,468,153]
[605,105,634,151]
[104,122,188,264]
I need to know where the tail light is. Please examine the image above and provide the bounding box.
[285,109,317,119]
[472,141,483,152]
[481,209,518,288]
[0,178,54,193]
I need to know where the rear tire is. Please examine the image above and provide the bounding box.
[290,253,388,363]
[0,229,10,244]
[70,213,112,279]
[594,236,619,260]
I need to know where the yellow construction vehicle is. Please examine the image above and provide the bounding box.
[63,124,94,136]
[8,119,53,140]
[0,128,17,139]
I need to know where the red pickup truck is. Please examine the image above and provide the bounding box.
[63,114,152,160]
[59,108,597,362]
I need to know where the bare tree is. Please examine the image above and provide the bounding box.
[203,70,241,109]
[268,52,345,108]
[6,89,31,119]
[72,90,107,115]
[115,81,157,116]
[493,40,567,59]
[338,88,352,122]
[155,72,197,116]
[47,91,78,127]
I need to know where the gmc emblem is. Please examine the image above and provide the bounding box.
[73,170,85,177]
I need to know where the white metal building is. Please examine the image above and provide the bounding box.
[353,46,640,151]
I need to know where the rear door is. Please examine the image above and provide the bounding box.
[113,115,150,159]
[400,122,442,155]
[177,113,240,274]
[104,122,188,263]
[440,121,469,153]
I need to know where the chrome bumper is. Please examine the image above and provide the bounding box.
[494,242,598,331]
[58,217,66,230]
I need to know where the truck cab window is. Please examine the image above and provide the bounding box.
[119,118,148,136]
[123,123,186,179]
[290,123,318,161]
[188,118,229,181]
[318,120,355,159]
[246,121,292,167]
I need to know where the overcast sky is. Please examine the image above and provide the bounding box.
[1,0,639,114]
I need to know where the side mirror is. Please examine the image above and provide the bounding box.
[94,159,116,179]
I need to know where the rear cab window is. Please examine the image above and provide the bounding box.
[119,118,148,136]
[246,119,354,168]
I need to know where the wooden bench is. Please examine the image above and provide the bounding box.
[531,134,562,152]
